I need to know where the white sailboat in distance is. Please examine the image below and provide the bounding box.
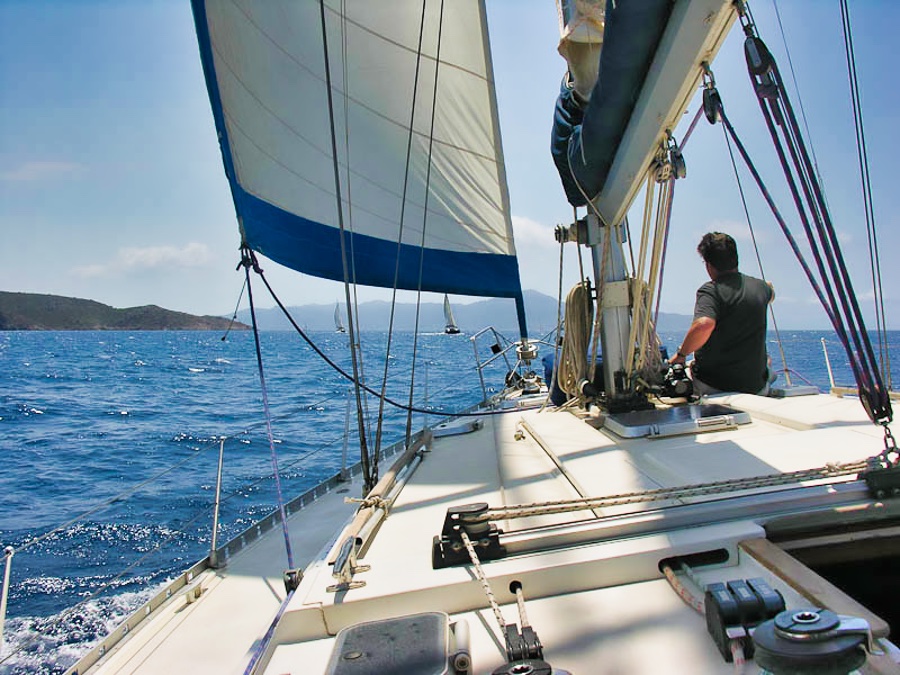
[443,294,461,334]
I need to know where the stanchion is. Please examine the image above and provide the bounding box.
[209,438,225,568]
[0,546,14,653]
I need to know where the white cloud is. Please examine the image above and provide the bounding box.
[512,214,556,247]
[72,243,213,278]
[0,161,85,182]
[706,219,772,244]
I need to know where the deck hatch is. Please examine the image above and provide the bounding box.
[604,403,751,438]
[325,611,451,674]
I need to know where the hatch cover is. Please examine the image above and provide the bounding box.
[326,612,451,675]
[604,403,751,439]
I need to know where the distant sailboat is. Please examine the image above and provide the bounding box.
[443,294,460,334]
[333,303,345,333]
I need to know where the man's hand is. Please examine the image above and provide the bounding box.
[674,316,716,364]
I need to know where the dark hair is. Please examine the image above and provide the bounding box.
[697,232,738,272]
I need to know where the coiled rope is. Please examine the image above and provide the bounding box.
[556,281,593,397]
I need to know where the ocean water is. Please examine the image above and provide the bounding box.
[0,328,897,673]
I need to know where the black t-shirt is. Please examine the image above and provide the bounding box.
[692,271,773,393]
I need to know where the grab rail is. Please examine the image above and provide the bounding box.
[470,327,558,401]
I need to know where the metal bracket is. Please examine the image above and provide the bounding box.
[600,280,631,308]
[328,536,370,592]
[283,567,303,593]
[861,460,900,499]
[554,215,603,248]
[504,622,543,662]
[432,503,505,569]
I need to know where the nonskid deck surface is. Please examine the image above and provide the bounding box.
[263,393,895,673]
[80,393,897,674]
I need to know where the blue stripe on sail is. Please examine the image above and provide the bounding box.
[236,189,523,298]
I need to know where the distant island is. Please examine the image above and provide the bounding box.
[235,290,694,333]
[0,292,248,331]
[0,290,694,333]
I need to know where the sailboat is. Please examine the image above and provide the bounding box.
[333,303,346,333]
[443,294,461,334]
[59,1,900,674]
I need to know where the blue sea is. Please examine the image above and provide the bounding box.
[0,328,897,673]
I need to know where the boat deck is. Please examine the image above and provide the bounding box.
[77,392,899,674]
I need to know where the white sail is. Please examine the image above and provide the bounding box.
[193,0,526,309]
[443,293,459,333]
[333,303,345,333]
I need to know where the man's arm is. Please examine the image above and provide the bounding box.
[670,316,716,364]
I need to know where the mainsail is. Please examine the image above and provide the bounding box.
[191,0,527,335]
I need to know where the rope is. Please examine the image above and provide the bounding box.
[242,589,296,675]
[627,158,671,382]
[661,564,704,614]
[459,530,507,638]
[557,281,592,397]
[475,460,867,523]
[243,257,294,569]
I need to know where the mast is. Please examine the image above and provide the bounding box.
[555,0,736,408]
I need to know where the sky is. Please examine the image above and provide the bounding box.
[1,0,898,329]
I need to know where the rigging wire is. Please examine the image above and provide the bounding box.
[539,224,567,412]
[708,10,891,426]
[770,0,824,185]
[9,445,214,557]
[408,0,450,440]
[251,261,525,418]
[719,121,792,387]
[376,0,430,468]
[2,421,355,667]
[0,497,220,667]
[317,0,374,491]
[243,254,294,569]
[838,0,891,390]
[338,0,375,475]
[406,0,447,444]
[220,276,248,341]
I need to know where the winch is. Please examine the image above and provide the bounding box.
[752,608,875,675]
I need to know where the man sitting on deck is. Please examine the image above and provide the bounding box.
[670,232,774,396]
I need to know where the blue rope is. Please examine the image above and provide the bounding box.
[242,589,295,675]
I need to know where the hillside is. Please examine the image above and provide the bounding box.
[0,292,247,331]
[236,290,693,334]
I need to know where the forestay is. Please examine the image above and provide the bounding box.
[191,0,525,309]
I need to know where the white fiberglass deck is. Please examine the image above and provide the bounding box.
[79,392,898,674]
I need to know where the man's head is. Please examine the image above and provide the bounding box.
[697,232,738,275]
